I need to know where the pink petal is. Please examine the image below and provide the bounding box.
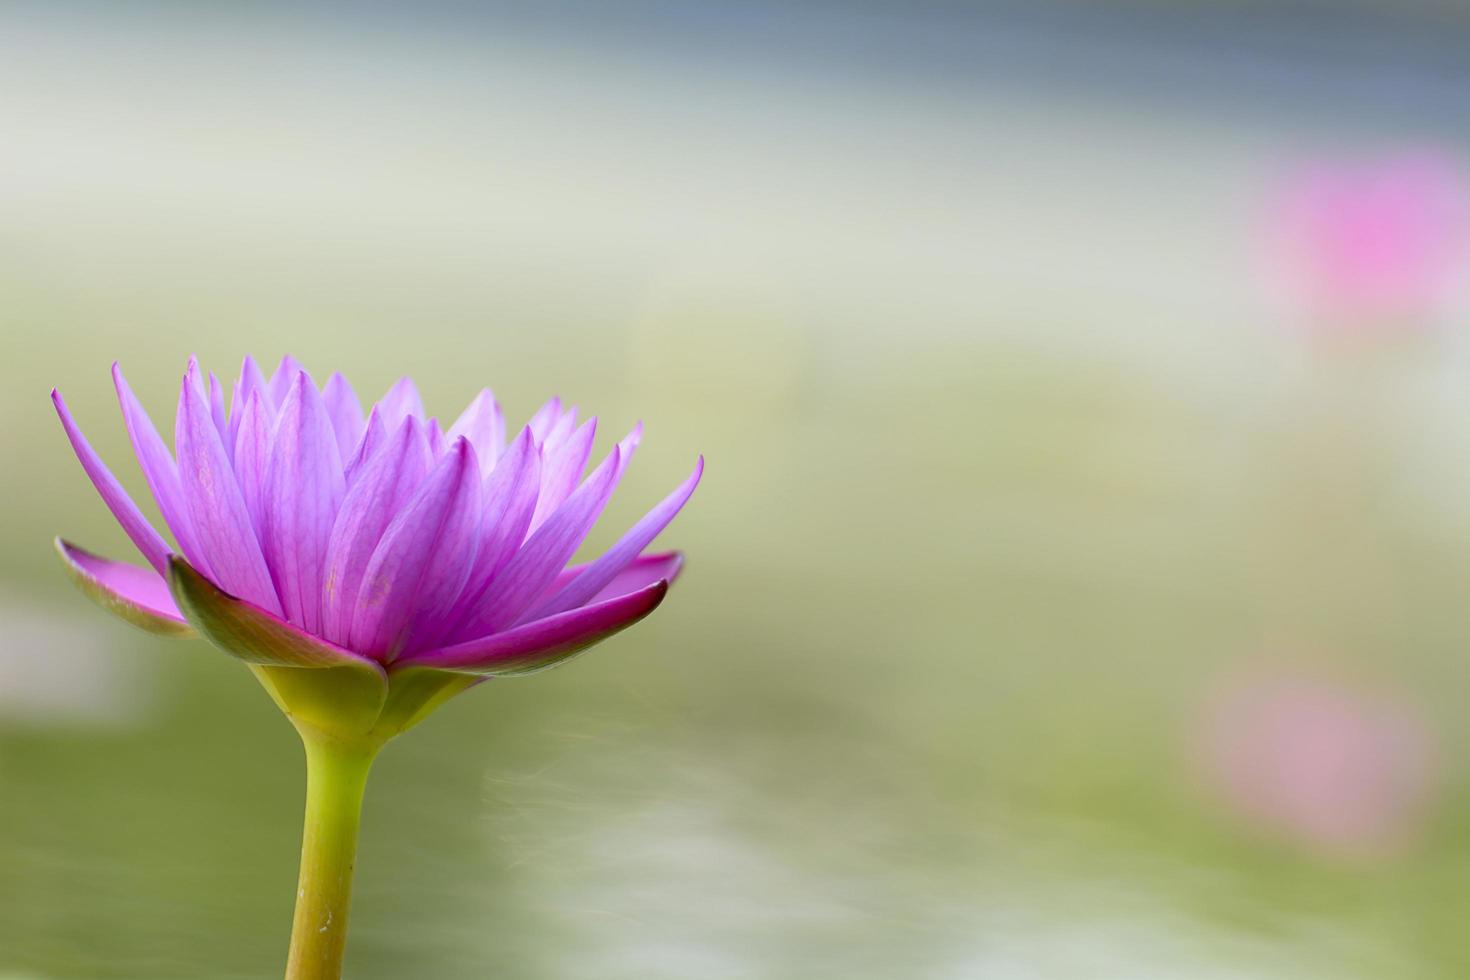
[529,416,596,533]
[400,578,668,674]
[55,538,192,634]
[230,354,271,447]
[376,377,425,430]
[526,397,563,443]
[446,388,505,470]
[459,442,624,636]
[52,388,172,575]
[266,354,304,410]
[321,416,434,646]
[174,358,282,615]
[541,404,579,454]
[544,550,685,601]
[344,406,389,486]
[207,371,230,459]
[111,363,212,578]
[232,389,272,535]
[522,457,701,622]
[429,427,542,649]
[349,439,482,660]
[261,372,346,634]
[322,371,366,467]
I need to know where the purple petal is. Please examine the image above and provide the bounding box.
[175,358,282,615]
[55,538,193,635]
[230,355,271,447]
[239,355,271,408]
[260,372,346,634]
[526,397,563,442]
[207,371,230,458]
[344,406,389,486]
[446,388,505,469]
[426,418,445,458]
[266,354,304,409]
[167,556,381,671]
[428,427,542,648]
[111,364,212,577]
[529,417,596,532]
[376,377,425,429]
[232,389,272,535]
[322,372,365,467]
[321,416,434,646]
[544,551,685,599]
[400,578,668,674]
[617,421,644,472]
[52,388,172,575]
[349,439,482,660]
[458,442,624,637]
[541,405,579,453]
[522,457,702,622]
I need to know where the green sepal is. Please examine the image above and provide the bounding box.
[167,556,373,669]
[370,667,482,741]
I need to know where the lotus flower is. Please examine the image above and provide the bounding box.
[1195,666,1438,862]
[50,355,701,979]
[1263,152,1469,334]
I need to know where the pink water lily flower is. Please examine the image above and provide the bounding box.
[51,355,701,979]
[1263,152,1469,334]
[53,355,700,678]
[1195,666,1438,862]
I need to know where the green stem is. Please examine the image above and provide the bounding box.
[285,730,378,980]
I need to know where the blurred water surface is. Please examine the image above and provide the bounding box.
[5,3,1470,978]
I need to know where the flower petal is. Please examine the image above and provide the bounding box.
[207,371,230,457]
[229,354,271,447]
[261,372,346,634]
[376,377,425,429]
[322,371,365,467]
[428,427,542,649]
[321,416,434,646]
[522,457,702,622]
[266,354,304,410]
[344,406,389,486]
[232,389,272,535]
[112,363,212,577]
[400,578,668,675]
[526,397,563,443]
[167,556,380,671]
[529,416,596,532]
[174,358,282,615]
[350,439,482,660]
[459,441,624,636]
[447,388,505,470]
[540,404,579,454]
[54,538,194,636]
[544,550,685,602]
[52,388,172,575]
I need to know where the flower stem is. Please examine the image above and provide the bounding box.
[285,730,378,980]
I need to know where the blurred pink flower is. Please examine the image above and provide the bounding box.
[1264,153,1469,333]
[1195,666,1439,860]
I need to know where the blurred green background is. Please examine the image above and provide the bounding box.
[6,2,1470,977]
